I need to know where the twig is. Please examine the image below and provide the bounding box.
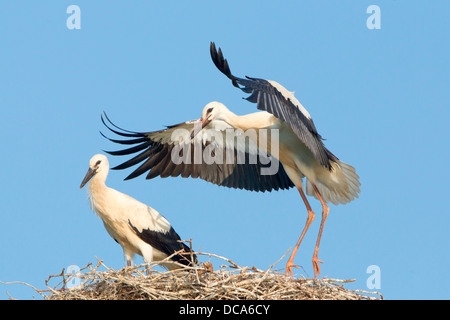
[0,281,46,299]
[11,251,382,300]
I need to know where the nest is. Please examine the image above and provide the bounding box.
[35,251,382,300]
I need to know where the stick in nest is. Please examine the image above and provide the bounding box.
[32,251,383,300]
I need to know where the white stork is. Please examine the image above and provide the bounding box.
[101,43,360,278]
[80,154,197,269]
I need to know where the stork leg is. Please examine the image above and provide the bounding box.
[123,250,134,268]
[285,185,315,278]
[311,183,329,279]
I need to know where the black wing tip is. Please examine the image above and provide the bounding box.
[128,221,197,266]
[175,252,198,267]
[103,149,125,157]
[172,240,198,266]
[122,168,147,180]
[210,41,239,88]
[101,112,141,135]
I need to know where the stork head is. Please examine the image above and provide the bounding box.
[80,154,109,189]
[191,101,229,138]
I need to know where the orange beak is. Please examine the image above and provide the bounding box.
[190,117,211,139]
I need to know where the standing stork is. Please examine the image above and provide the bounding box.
[101,43,360,278]
[80,154,197,269]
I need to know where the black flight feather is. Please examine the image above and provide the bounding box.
[209,42,339,170]
[128,221,197,267]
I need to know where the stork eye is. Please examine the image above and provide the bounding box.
[95,160,101,166]
[207,108,213,114]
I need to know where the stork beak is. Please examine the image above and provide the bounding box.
[190,117,211,139]
[80,168,96,189]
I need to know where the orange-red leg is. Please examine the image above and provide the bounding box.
[311,184,329,279]
[286,185,315,277]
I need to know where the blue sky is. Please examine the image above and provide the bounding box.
[0,1,448,300]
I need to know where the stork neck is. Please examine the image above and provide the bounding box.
[219,109,249,131]
[220,109,273,131]
[88,170,108,194]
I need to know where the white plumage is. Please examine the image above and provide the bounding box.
[197,102,360,206]
[100,42,361,279]
[80,154,196,269]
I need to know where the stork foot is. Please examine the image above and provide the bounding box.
[285,260,299,278]
[312,255,324,279]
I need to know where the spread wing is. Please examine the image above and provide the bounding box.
[210,42,338,170]
[101,113,294,192]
